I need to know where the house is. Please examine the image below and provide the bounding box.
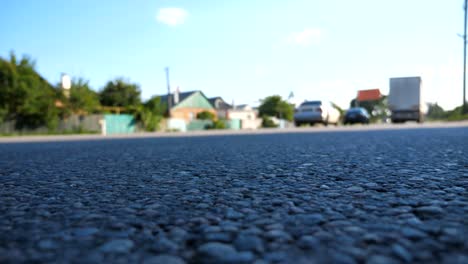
[357,89,381,102]
[209,97,261,129]
[229,104,256,120]
[159,90,216,130]
[208,97,232,119]
[229,104,262,129]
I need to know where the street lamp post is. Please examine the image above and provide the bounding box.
[165,67,172,117]
[463,0,467,113]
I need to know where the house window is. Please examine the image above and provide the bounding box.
[189,112,194,121]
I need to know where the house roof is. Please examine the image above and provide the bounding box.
[158,90,200,109]
[208,97,232,110]
[233,104,249,110]
[357,89,381,101]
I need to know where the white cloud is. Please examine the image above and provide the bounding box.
[287,28,323,46]
[156,8,188,26]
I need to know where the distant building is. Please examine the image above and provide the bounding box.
[357,89,381,102]
[209,97,261,129]
[208,97,232,119]
[229,105,262,129]
[159,90,216,124]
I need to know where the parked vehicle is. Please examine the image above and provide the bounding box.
[294,101,340,126]
[388,77,424,123]
[343,107,370,124]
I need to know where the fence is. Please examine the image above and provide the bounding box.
[0,114,137,135]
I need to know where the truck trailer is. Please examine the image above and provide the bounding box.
[388,77,424,123]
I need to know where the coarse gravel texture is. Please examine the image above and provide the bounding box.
[0,127,467,263]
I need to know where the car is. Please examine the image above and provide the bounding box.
[294,101,341,126]
[343,107,370,124]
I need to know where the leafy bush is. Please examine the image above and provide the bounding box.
[134,96,166,132]
[139,108,163,131]
[205,119,226,129]
[212,120,226,129]
[197,111,215,120]
[446,105,468,121]
[262,115,278,128]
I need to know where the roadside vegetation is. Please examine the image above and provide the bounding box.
[0,52,167,134]
[196,111,226,129]
[258,95,294,128]
[426,103,468,121]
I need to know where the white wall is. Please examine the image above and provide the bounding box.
[228,110,256,120]
[167,118,187,132]
[241,119,262,129]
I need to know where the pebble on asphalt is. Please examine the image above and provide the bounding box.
[196,242,255,264]
[143,255,186,264]
[99,239,134,254]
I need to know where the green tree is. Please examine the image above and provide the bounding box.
[426,103,446,120]
[0,52,59,129]
[99,78,141,109]
[68,78,100,114]
[0,57,15,122]
[144,96,167,116]
[258,95,294,121]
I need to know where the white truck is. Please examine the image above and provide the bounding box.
[388,77,424,123]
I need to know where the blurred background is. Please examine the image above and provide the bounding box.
[0,0,467,134]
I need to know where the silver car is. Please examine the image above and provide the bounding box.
[294,101,340,126]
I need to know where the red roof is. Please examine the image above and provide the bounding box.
[357,89,381,101]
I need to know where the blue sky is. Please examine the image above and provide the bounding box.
[1,0,465,109]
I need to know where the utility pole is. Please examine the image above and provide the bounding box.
[463,0,467,113]
[165,67,172,117]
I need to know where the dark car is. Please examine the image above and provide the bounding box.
[344,107,370,124]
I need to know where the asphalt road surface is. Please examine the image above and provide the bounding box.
[1,127,467,263]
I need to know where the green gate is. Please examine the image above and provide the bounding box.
[104,114,136,135]
[187,120,213,131]
[226,119,241,130]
